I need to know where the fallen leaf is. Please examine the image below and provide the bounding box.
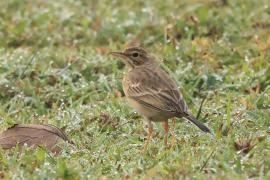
[234,136,266,154]
[234,138,253,154]
[0,124,73,154]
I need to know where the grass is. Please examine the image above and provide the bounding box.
[0,0,270,179]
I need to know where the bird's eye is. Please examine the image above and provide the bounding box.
[132,52,139,57]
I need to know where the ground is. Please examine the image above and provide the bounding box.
[0,0,269,179]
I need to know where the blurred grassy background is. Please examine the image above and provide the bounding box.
[0,0,269,179]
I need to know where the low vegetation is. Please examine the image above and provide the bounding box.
[0,0,269,179]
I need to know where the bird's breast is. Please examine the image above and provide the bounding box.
[122,75,129,96]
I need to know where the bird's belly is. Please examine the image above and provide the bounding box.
[126,98,172,122]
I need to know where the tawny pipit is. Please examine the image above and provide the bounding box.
[110,47,211,148]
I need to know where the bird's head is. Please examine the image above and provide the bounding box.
[110,47,155,68]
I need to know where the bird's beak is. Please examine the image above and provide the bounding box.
[109,51,128,59]
[109,51,134,68]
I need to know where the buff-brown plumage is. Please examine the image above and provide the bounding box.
[110,47,211,147]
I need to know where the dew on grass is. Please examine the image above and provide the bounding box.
[17,93,24,99]
[244,55,250,63]
[44,162,51,167]
[31,113,39,118]
[59,100,65,110]
[23,143,29,147]
[46,37,52,41]
[0,117,4,124]
[111,18,117,23]
[70,113,82,129]
[0,0,269,178]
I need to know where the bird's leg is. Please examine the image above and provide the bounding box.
[170,118,177,148]
[142,120,153,153]
[162,120,169,146]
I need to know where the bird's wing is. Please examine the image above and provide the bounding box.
[125,67,188,114]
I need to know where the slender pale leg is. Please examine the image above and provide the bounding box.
[142,120,153,153]
[170,118,177,148]
[162,120,169,146]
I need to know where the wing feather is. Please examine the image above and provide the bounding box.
[125,67,187,114]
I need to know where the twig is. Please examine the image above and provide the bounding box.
[56,58,80,75]
[200,149,215,172]
[20,53,37,78]
[196,95,207,119]
[116,120,134,128]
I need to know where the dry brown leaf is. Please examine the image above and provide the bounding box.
[234,138,253,154]
[0,124,73,154]
[234,136,266,154]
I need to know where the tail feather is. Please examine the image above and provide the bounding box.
[180,113,212,134]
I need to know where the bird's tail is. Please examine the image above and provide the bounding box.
[178,113,212,134]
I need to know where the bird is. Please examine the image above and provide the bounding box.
[110,47,211,150]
